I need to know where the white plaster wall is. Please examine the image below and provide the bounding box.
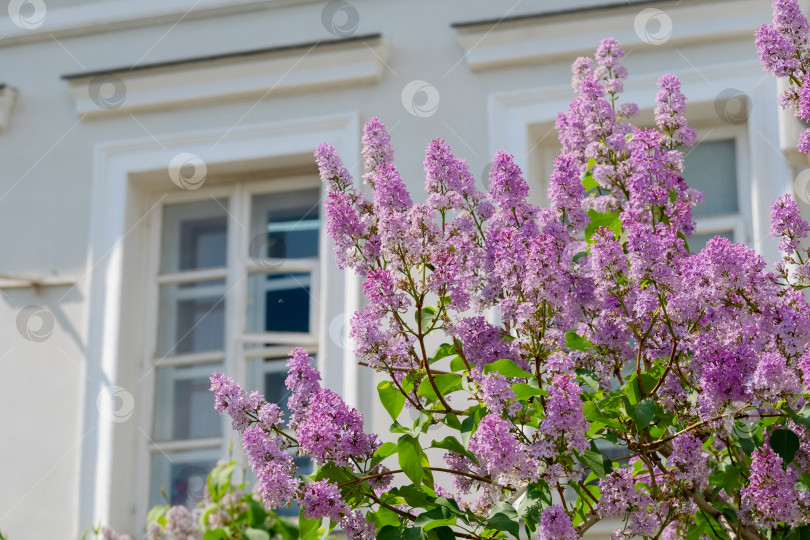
[0,0,793,538]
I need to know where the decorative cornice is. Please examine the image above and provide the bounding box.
[0,0,320,47]
[451,0,766,72]
[61,34,388,118]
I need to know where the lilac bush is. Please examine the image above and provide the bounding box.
[209,2,810,538]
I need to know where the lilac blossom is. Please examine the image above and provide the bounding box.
[538,505,577,540]
[300,480,349,522]
[770,193,810,253]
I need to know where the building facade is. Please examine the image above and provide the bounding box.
[0,0,802,537]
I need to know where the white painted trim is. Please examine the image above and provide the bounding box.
[454,0,767,72]
[79,111,360,535]
[65,38,389,118]
[488,58,792,260]
[0,0,320,47]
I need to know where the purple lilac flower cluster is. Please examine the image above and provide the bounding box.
[757,0,810,151]
[311,32,810,534]
[199,19,810,537]
[209,348,378,539]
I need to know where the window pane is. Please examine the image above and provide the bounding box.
[246,273,311,333]
[249,189,320,261]
[153,363,222,441]
[688,230,735,253]
[161,199,228,273]
[684,139,738,218]
[150,448,220,508]
[158,280,226,355]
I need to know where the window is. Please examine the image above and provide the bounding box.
[682,126,751,251]
[145,176,321,509]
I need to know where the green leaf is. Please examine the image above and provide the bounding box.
[202,531,228,540]
[430,343,456,364]
[517,482,552,533]
[370,441,398,468]
[417,306,436,331]
[483,359,533,378]
[392,485,434,509]
[443,413,461,430]
[583,401,623,430]
[449,355,466,372]
[627,397,656,431]
[368,507,401,529]
[584,209,621,240]
[510,383,549,400]
[486,502,520,539]
[784,403,810,430]
[207,461,236,502]
[722,465,741,495]
[378,381,406,422]
[273,516,299,540]
[460,406,484,445]
[578,448,613,478]
[398,434,425,484]
[378,527,426,540]
[624,373,658,405]
[145,505,169,524]
[417,374,462,402]
[784,526,810,540]
[430,436,478,464]
[565,331,593,351]
[426,527,455,540]
[575,368,600,392]
[311,462,354,484]
[298,509,321,540]
[581,171,598,191]
[414,507,456,531]
[244,529,271,540]
[738,434,756,455]
[771,428,801,465]
[433,496,465,517]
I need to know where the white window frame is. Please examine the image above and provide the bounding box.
[140,175,322,514]
[79,113,362,535]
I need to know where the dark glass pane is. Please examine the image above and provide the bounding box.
[247,273,310,333]
[250,190,320,261]
[684,139,738,218]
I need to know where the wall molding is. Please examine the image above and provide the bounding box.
[0,0,319,47]
[453,0,767,71]
[62,35,389,118]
